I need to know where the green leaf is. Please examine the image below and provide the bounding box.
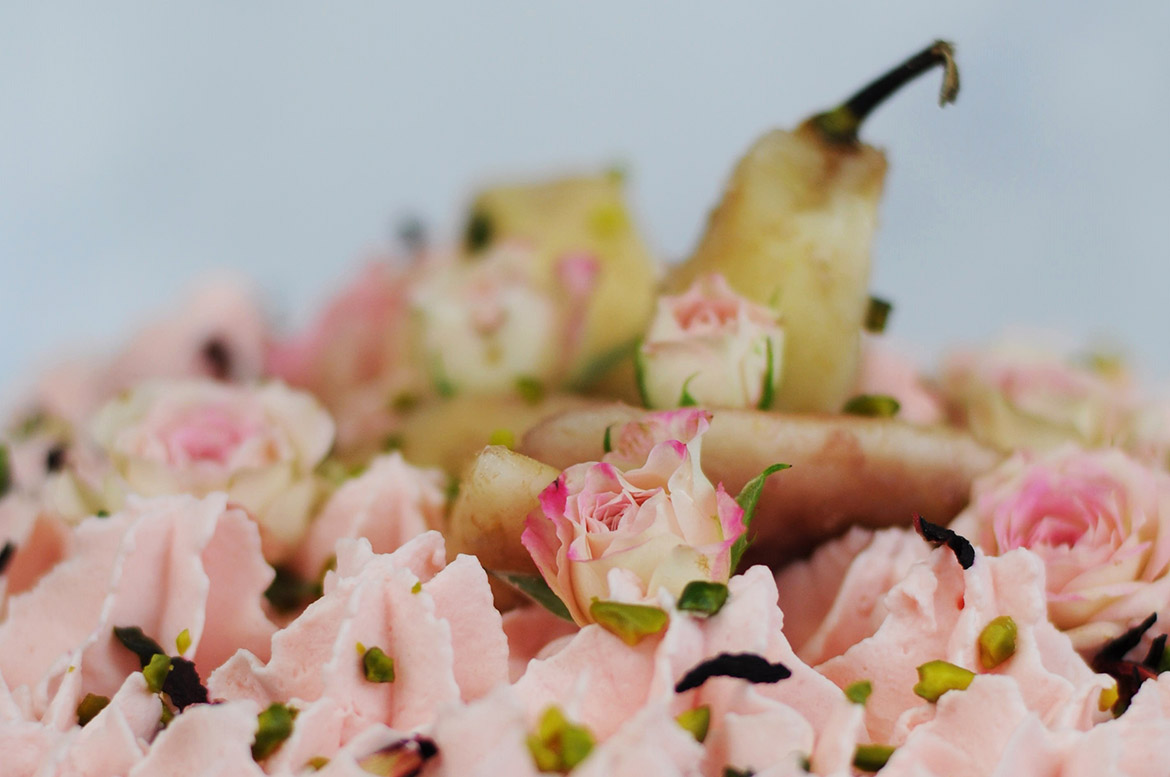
[842,394,901,418]
[756,337,775,411]
[252,703,298,761]
[844,680,873,704]
[864,296,893,333]
[492,571,574,622]
[589,600,669,645]
[362,646,396,683]
[729,463,791,572]
[676,581,729,616]
[602,424,615,454]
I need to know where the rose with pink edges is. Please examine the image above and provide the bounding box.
[522,415,745,625]
[90,379,334,560]
[950,446,1170,650]
[637,273,783,410]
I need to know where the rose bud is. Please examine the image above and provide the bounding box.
[521,431,745,625]
[637,274,784,410]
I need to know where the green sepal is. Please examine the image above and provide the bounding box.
[252,703,298,761]
[845,680,873,704]
[678,374,700,408]
[757,337,776,411]
[842,394,901,418]
[143,653,172,693]
[675,705,711,742]
[676,581,729,617]
[589,600,669,645]
[491,571,574,622]
[362,646,396,683]
[602,424,615,454]
[728,463,792,573]
[853,744,896,772]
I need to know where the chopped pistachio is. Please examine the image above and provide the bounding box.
[76,693,110,726]
[913,660,975,702]
[159,702,174,726]
[978,615,1018,669]
[143,653,173,693]
[675,705,711,742]
[515,376,545,405]
[722,768,755,777]
[252,703,298,761]
[306,756,330,770]
[411,580,422,594]
[842,394,901,418]
[676,581,729,616]
[464,211,494,254]
[864,296,893,333]
[391,392,420,413]
[362,646,396,683]
[853,744,896,772]
[589,600,669,646]
[526,706,595,772]
[845,680,873,705]
[589,201,628,238]
[488,428,516,449]
[175,628,192,656]
[1099,683,1120,713]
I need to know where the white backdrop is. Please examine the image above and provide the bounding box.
[2,1,1168,391]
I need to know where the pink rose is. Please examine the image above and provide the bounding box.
[950,446,1170,650]
[601,408,712,471]
[521,428,745,625]
[855,334,943,425]
[637,274,783,409]
[90,379,334,559]
[942,340,1135,452]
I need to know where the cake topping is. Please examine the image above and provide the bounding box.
[674,652,792,693]
[251,702,298,761]
[913,514,976,569]
[362,645,397,683]
[357,735,438,777]
[676,580,730,616]
[675,705,711,742]
[526,706,595,773]
[842,394,901,418]
[845,680,873,704]
[75,692,111,726]
[0,540,13,575]
[589,600,669,645]
[978,615,1018,669]
[853,744,896,772]
[913,659,976,702]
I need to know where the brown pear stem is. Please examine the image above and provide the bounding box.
[808,40,959,147]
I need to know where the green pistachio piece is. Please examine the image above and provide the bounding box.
[175,629,192,656]
[842,394,901,418]
[853,744,896,772]
[527,706,595,772]
[845,680,873,704]
[589,600,669,646]
[913,660,975,702]
[978,615,1018,669]
[143,653,172,693]
[362,646,396,683]
[488,428,516,449]
[76,693,110,726]
[675,705,711,742]
[252,703,298,761]
[677,581,730,616]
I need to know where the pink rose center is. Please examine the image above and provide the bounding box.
[990,471,1121,552]
[160,404,260,467]
[672,297,740,333]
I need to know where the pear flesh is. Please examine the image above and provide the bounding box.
[671,126,886,413]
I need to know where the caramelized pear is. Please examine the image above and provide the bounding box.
[670,42,959,412]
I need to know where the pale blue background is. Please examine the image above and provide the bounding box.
[2,2,1168,394]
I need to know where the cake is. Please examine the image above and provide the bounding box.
[2,40,1170,776]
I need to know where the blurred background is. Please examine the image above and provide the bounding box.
[2,1,1168,393]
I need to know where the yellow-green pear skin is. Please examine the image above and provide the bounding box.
[466,174,661,385]
[671,126,886,412]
